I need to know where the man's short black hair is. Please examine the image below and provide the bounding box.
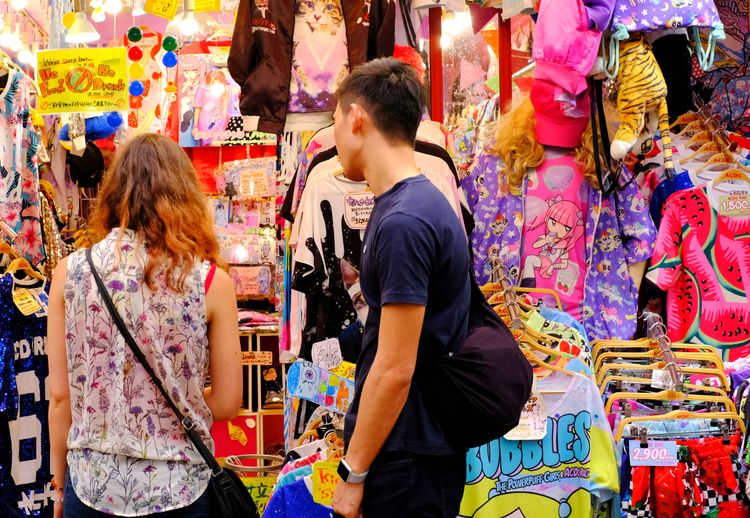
[336,57,425,146]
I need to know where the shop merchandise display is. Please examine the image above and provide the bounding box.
[3,0,750,516]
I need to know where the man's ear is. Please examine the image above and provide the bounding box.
[349,103,367,135]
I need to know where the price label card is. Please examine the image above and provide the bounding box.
[312,460,340,506]
[144,0,180,19]
[629,440,678,466]
[719,193,750,217]
[343,193,374,230]
[651,368,672,389]
[312,338,343,371]
[13,288,43,316]
[504,380,547,440]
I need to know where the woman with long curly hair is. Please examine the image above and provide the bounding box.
[47,133,242,517]
[462,80,656,341]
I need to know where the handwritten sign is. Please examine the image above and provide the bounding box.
[37,48,128,114]
[241,351,273,365]
[144,0,180,19]
[312,460,340,506]
[243,477,276,515]
[343,193,374,229]
[228,265,273,298]
[628,440,678,467]
[504,381,547,440]
[194,0,221,11]
[330,361,356,381]
[312,338,343,371]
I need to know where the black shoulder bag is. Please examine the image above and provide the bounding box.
[85,249,259,518]
[418,274,534,449]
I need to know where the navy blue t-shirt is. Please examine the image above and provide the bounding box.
[343,175,470,455]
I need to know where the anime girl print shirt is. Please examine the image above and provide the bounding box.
[522,150,589,320]
[461,149,657,341]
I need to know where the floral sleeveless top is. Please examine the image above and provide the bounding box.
[64,229,213,515]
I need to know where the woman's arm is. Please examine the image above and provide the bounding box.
[47,256,71,512]
[204,267,242,421]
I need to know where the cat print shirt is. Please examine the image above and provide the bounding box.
[288,0,349,113]
[522,150,589,321]
[462,148,657,342]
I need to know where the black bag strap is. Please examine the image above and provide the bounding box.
[590,79,640,196]
[85,248,223,477]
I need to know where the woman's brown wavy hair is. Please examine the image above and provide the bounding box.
[494,96,600,194]
[89,133,224,292]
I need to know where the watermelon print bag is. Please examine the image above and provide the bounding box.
[607,0,725,73]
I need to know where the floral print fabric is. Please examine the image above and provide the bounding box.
[461,149,657,341]
[0,70,44,265]
[64,229,213,515]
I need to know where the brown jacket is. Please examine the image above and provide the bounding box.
[228,0,393,134]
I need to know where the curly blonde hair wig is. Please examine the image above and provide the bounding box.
[493,96,600,193]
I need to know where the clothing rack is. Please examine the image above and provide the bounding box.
[642,310,683,391]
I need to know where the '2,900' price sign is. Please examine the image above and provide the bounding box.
[628,440,678,467]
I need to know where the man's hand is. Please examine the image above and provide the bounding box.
[332,480,364,518]
[54,499,63,518]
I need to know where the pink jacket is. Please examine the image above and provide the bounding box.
[533,0,613,95]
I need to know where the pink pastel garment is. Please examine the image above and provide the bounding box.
[533,0,604,95]
[521,149,589,321]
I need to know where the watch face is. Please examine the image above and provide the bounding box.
[337,459,350,482]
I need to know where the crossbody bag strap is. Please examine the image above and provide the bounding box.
[85,248,223,476]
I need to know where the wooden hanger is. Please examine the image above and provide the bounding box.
[4,258,45,281]
[696,152,740,174]
[713,166,750,185]
[674,119,704,137]
[594,350,723,373]
[605,388,736,414]
[598,375,728,397]
[680,142,721,165]
[596,362,730,391]
[592,340,718,362]
[669,112,699,130]
[513,287,563,311]
[521,348,577,377]
[615,410,745,441]
[0,241,19,259]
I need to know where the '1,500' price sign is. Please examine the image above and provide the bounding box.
[628,440,678,467]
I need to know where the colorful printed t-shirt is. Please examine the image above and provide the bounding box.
[460,372,619,518]
[288,0,349,113]
[0,70,44,265]
[647,183,750,360]
[521,150,589,320]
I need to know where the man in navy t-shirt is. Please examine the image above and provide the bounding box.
[332,58,471,518]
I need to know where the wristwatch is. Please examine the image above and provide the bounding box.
[337,457,369,484]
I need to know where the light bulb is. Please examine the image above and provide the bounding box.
[89,0,103,7]
[131,0,145,16]
[65,12,100,44]
[0,27,15,49]
[10,0,28,10]
[17,46,33,65]
[8,35,22,53]
[92,7,106,22]
[178,11,199,36]
[103,0,123,14]
[209,82,226,97]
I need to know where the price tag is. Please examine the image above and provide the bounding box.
[719,193,750,217]
[343,193,375,230]
[651,368,677,389]
[144,0,180,19]
[312,460,340,506]
[311,338,343,371]
[504,380,547,440]
[193,0,221,10]
[13,288,43,316]
[628,440,678,466]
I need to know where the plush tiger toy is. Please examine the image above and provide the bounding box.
[610,35,675,175]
